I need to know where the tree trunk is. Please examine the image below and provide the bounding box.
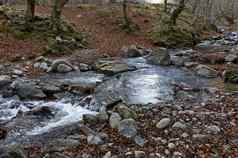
[122,0,129,26]
[170,0,185,25]
[164,0,168,13]
[25,0,35,22]
[51,0,69,32]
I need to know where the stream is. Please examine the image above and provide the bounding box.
[0,56,214,146]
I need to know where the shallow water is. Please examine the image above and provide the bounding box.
[0,57,210,145]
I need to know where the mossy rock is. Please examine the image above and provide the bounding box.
[224,70,238,84]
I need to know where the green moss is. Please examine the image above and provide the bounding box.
[224,70,238,84]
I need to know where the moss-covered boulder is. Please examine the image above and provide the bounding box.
[223,70,238,84]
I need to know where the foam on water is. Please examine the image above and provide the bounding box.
[27,100,97,135]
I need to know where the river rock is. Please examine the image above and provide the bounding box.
[83,114,98,124]
[103,151,112,158]
[156,118,171,129]
[201,52,225,64]
[87,134,104,145]
[25,106,54,117]
[223,70,238,83]
[113,103,137,119]
[0,75,11,87]
[118,119,137,138]
[225,54,238,63]
[109,112,122,129]
[172,121,187,129]
[195,65,218,78]
[134,151,145,158]
[134,135,145,147]
[48,59,74,73]
[206,125,221,134]
[94,58,136,75]
[11,79,46,99]
[147,48,171,66]
[120,45,148,58]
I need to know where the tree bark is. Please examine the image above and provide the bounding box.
[51,0,69,32]
[25,0,35,22]
[170,0,186,25]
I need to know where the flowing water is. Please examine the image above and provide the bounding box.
[0,57,210,145]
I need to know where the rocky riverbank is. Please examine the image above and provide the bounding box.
[0,32,238,158]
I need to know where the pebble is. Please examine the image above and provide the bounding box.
[172,121,187,129]
[103,151,112,158]
[134,151,145,158]
[206,125,221,134]
[156,118,171,129]
[168,143,176,149]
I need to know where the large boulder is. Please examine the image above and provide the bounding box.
[146,48,171,66]
[48,59,74,73]
[94,58,136,75]
[120,45,150,58]
[11,79,46,99]
[195,65,218,78]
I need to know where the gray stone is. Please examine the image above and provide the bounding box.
[195,65,218,78]
[87,134,104,145]
[94,59,136,75]
[206,125,221,134]
[134,135,146,147]
[11,79,46,99]
[118,119,137,138]
[192,134,208,143]
[120,45,148,58]
[134,151,145,158]
[109,112,122,129]
[225,54,238,63]
[168,143,176,149]
[147,48,171,66]
[0,145,26,158]
[114,103,137,119]
[48,59,74,73]
[0,75,11,87]
[172,121,187,129]
[80,63,91,72]
[103,151,112,158]
[83,114,98,124]
[156,118,171,129]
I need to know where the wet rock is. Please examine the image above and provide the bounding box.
[120,45,149,58]
[225,54,238,63]
[118,119,137,138]
[44,152,71,158]
[39,82,61,94]
[79,63,91,72]
[156,118,171,129]
[134,135,145,147]
[103,151,112,158]
[223,70,238,83]
[25,106,54,117]
[171,56,185,66]
[109,112,122,129]
[0,75,11,88]
[113,103,137,119]
[94,59,136,75]
[134,151,145,158]
[11,79,46,99]
[12,69,24,76]
[184,62,198,68]
[192,134,208,143]
[83,114,98,124]
[0,128,7,140]
[206,125,221,134]
[33,62,49,71]
[147,48,171,66]
[87,134,104,145]
[96,111,109,123]
[195,65,218,78]
[172,121,187,129]
[48,59,74,73]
